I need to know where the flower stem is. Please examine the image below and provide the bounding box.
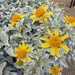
[44,21,47,31]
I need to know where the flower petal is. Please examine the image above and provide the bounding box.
[21,42,25,50]
[60,34,69,41]
[19,44,22,50]
[69,22,75,26]
[30,15,36,18]
[25,44,28,49]
[42,4,48,11]
[26,48,32,53]
[39,19,43,23]
[47,29,53,37]
[50,47,55,56]
[63,16,69,23]
[55,29,59,36]
[41,42,50,48]
[14,47,19,51]
[44,12,53,18]
[10,21,16,28]
[55,47,61,58]
[13,54,17,57]
[40,37,49,41]
[43,18,47,22]
[31,19,36,24]
[21,59,26,62]
[18,14,24,18]
[49,12,53,16]
[60,44,69,52]
[26,56,32,61]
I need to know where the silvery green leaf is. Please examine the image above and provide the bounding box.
[6,47,14,56]
[10,33,22,40]
[59,59,68,68]
[0,62,6,75]
[55,56,58,61]
[72,54,75,61]
[9,40,18,47]
[0,27,10,46]
[3,66,17,75]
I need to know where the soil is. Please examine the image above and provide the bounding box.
[53,0,75,75]
[53,0,75,16]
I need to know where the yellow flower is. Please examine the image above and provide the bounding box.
[30,4,53,24]
[10,13,24,28]
[40,29,69,58]
[50,65,62,75]
[13,42,32,62]
[63,15,75,26]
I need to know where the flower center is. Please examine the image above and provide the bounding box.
[35,7,45,18]
[50,35,61,47]
[51,66,59,74]
[68,16,75,23]
[17,50,26,59]
[11,14,19,21]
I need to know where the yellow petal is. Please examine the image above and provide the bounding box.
[19,44,22,50]
[18,14,24,18]
[21,42,25,50]
[30,15,36,18]
[48,12,53,16]
[60,44,69,52]
[40,37,49,41]
[55,47,61,58]
[60,34,69,41]
[55,29,59,36]
[68,22,75,26]
[42,4,48,11]
[26,56,32,61]
[43,18,47,22]
[59,68,62,71]
[44,12,53,18]
[21,59,26,62]
[47,29,53,37]
[39,19,43,23]
[68,23,73,26]
[31,19,36,24]
[13,54,17,57]
[10,21,16,28]
[73,22,75,26]
[41,42,50,48]
[50,47,55,56]
[25,44,28,49]
[26,48,32,53]
[63,16,69,23]
[14,47,19,51]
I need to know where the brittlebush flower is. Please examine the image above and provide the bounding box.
[63,15,75,26]
[50,65,62,75]
[13,42,32,62]
[10,13,24,28]
[30,4,53,24]
[40,29,69,58]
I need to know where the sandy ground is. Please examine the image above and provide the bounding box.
[53,0,75,75]
[53,0,75,16]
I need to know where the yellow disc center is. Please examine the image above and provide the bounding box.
[35,7,45,18]
[50,35,61,47]
[51,66,59,75]
[17,50,26,59]
[11,14,19,21]
[68,16,75,23]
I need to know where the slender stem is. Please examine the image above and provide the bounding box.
[44,21,47,31]
[40,60,50,68]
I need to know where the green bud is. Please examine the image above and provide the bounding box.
[16,60,23,66]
